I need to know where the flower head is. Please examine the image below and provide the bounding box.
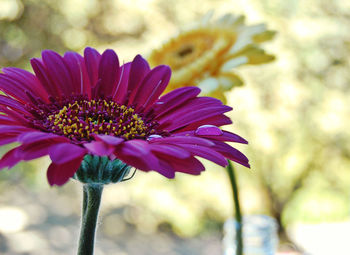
[0,47,249,186]
[148,12,275,102]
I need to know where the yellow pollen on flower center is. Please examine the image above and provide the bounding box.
[45,99,150,141]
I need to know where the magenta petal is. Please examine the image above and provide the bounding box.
[0,74,31,103]
[150,144,191,159]
[176,115,232,133]
[199,130,248,144]
[149,136,214,147]
[98,49,119,97]
[92,134,124,146]
[117,140,173,176]
[2,67,49,100]
[0,116,18,125]
[0,107,30,125]
[128,55,150,93]
[84,47,101,87]
[213,141,250,168]
[42,50,73,96]
[168,156,205,175]
[132,65,171,110]
[0,95,30,114]
[0,147,21,169]
[152,166,175,178]
[159,105,232,132]
[176,144,228,167]
[153,87,201,118]
[91,79,102,98]
[121,140,151,157]
[63,52,90,95]
[156,97,224,125]
[221,131,248,144]
[16,142,53,161]
[1,68,48,103]
[112,62,131,103]
[49,143,86,164]
[157,158,176,175]
[18,131,69,144]
[0,136,17,146]
[116,153,150,171]
[84,141,115,156]
[0,125,32,133]
[0,142,53,169]
[30,58,60,96]
[47,156,84,186]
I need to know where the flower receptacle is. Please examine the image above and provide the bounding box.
[74,155,132,185]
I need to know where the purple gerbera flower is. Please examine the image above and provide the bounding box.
[0,47,249,186]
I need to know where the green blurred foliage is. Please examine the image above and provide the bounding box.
[0,0,147,68]
[0,0,350,249]
[226,0,350,238]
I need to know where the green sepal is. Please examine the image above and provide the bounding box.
[74,155,131,184]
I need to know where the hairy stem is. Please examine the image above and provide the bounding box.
[78,184,103,255]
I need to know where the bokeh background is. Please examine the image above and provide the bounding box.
[1,0,350,254]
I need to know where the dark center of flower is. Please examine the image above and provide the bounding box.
[177,45,194,58]
[30,96,158,142]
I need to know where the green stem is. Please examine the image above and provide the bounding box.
[82,185,88,218]
[226,160,243,255]
[78,184,104,255]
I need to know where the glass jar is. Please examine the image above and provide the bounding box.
[223,215,279,255]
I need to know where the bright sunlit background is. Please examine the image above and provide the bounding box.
[1,0,350,254]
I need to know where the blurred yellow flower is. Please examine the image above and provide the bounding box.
[148,12,275,102]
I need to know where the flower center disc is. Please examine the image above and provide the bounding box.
[168,33,215,70]
[35,97,156,142]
